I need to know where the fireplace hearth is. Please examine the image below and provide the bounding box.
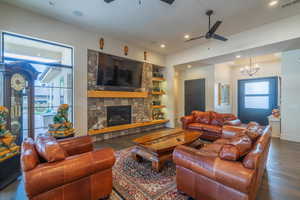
[107,105,132,127]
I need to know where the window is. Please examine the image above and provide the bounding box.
[2,32,73,137]
[244,81,270,109]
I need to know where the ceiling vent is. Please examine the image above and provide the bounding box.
[281,0,300,8]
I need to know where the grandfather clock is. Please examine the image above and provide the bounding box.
[0,61,39,141]
[0,62,38,189]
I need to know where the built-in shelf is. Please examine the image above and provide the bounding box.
[88,90,148,98]
[152,105,166,109]
[88,120,169,135]
[152,77,166,82]
[151,91,165,95]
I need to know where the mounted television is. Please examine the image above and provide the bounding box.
[97,53,143,91]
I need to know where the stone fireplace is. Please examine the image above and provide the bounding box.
[87,49,166,141]
[107,105,131,127]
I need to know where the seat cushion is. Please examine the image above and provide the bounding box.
[201,124,222,133]
[210,112,225,126]
[21,137,40,171]
[192,111,211,124]
[219,134,252,161]
[245,122,264,141]
[187,123,204,131]
[35,135,66,162]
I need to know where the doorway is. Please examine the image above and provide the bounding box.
[184,79,205,115]
[238,77,278,125]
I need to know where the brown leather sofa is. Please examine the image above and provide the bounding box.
[181,111,241,141]
[21,135,115,200]
[173,123,271,200]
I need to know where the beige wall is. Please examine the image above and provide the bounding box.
[0,3,165,136]
[281,49,300,142]
[174,65,215,125]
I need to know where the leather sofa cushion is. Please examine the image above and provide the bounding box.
[245,122,264,141]
[222,125,247,139]
[35,135,66,163]
[21,137,40,171]
[192,111,211,124]
[210,112,225,126]
[187,123,204,130]
[58,136,93,156]
[201,124,222,133]
[222,113,238,122]
[219,134,252,161]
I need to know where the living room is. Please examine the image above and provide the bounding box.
[0,0,300,200]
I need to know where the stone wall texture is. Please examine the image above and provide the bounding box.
[87,49,161,140]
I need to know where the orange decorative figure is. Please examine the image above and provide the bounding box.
[124,45,129,56]
[99,38,104,50]
[0,106,20,162]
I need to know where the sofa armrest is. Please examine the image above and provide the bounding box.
[58,136,93,156]
[173,145,255,194]
[222,125,246,139]
[224,119,242,126]
[24,148,115,198]
[180,115,194,129]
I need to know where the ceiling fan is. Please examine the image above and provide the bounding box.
[186,10,228,42]
[104,0,175,5]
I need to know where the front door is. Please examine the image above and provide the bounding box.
[184,79,205,115]
[238,77,278,125]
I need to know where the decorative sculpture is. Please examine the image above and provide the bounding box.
[124,45,129,56]
[0,106,20,162]
[48,104,75,138]
[99,38,104,50]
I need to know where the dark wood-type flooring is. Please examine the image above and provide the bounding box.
[1,128,299,200]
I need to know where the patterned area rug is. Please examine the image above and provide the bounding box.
[112,147,188,200]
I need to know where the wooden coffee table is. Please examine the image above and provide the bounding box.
[131,128,203,172]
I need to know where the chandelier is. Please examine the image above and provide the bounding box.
[240,58,260,76]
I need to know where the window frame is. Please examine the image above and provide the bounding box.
[1,31,74,128]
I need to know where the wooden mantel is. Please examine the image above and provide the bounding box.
[88,90,148,98]
[88,120,169,135]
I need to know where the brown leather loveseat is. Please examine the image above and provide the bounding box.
[21,135,115,200]
[173,123,271,200]
[181,111,241,141]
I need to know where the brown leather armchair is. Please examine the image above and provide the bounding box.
[21,135,115,200]
[181,111,241,141]
[173,124,271,200]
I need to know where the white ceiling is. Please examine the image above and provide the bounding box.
[2,0,300,55]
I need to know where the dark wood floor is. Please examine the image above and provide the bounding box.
[1,129,300,200]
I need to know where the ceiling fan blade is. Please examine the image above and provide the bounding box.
[211,34,228,41]
[160,0,175,5]
[104,0,115,3]
[209,21,222,34]
[185,36,205,42]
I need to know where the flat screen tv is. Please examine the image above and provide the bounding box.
[97,53,143,91]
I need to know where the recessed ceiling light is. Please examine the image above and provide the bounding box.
[72,10,83,17]
[160,44,166,48]
[187,65,192,69]
[184,34,190,39]
[236,55,241,58]
[269,0,278,7]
